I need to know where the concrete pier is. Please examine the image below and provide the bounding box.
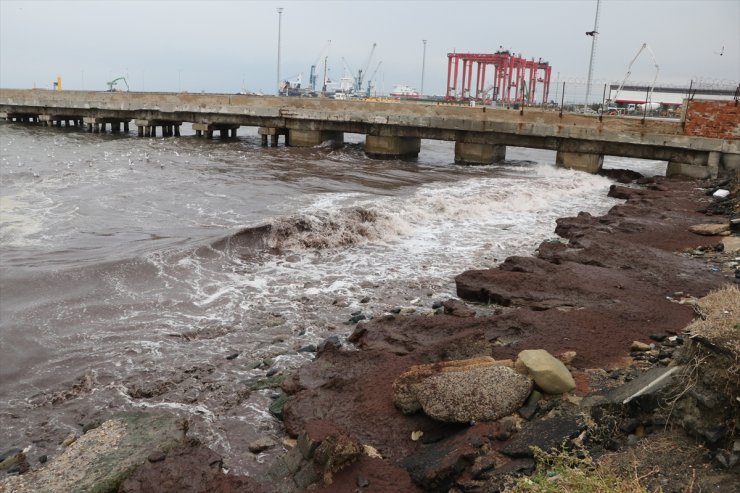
[136,119,181,138]
[288,129,343,148]
[365,135,421,159]
[258,127,287,147]
[555,151,604,173]
[1,90,737,177]
[455,142,506,165]
[193,123,238,139]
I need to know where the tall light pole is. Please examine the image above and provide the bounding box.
[421,40,427,96]
[585,0,601,109]
[276,7,283,95]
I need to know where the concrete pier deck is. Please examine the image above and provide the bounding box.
[1,89,737,176]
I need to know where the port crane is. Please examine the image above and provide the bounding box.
[356,43,377,93]
[365,61,382,96]
[610,43,660,105]
[106,77,129,92]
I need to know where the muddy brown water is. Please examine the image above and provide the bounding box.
[0,121,666,474]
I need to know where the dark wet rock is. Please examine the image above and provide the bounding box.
[0,448,22,464]
[599,168,643,183]
[270,393,289,420]
[500,414,585,458]
[298,344,317,353]
[442,298,476,318]
[518,390,542,420]
[82,419,103,434]
[348,313,367,324]
[402,433,478,492]
[356,476,370,487]
[225,352,239,360]
[247,372,286,391]
[0,451,26,472]
[38,455,47,464]
[431,300,443,309]
[360,296,371,304]
[317,335,341,354]
[390,307,402,314]
[147,450,166,463]
[583,366,680,415]
[266,367,278,377]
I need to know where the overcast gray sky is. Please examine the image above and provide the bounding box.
[1,0,738,95]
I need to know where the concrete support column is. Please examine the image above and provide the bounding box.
[112,122,120,133]
[207,130,214,139]
[707,151,721,179]
[124,121,130,133]
[261,134,268,146]
[174,124,180,137]
[365,135,421,159]
[259,127,283,146]
[88,123,93,132]
[219,129,227,139]
[230,128,237,138]
[454,142,506,165]
[721,153,740,174]
[94,123,101,133]
[150,126,156,137]
[666,161,710,179]
[555,151,604,173]
[288,129,344,147]
[137,125,144,137]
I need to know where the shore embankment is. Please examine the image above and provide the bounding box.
[2,171,737,492]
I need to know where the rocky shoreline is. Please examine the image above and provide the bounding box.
[2,172,738,492]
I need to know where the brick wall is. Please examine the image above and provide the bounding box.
[683,100,739,139]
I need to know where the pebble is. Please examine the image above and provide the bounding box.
[389,307,402,314]
[431,300,443,309]
[356,477,370,488]
[248,436,276,454]
[61,434,78,448]
[360,296,370,304]
[225,352,239,360]
[630,341,652,351]
[147,450,166,463]
[38,455,47,464]
[298,344,317,353]
[266,368,278,377]
[348,313,367,324]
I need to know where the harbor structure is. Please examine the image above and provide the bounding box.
[1,89,737,177]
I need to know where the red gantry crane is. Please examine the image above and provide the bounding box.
[446,50,552,104]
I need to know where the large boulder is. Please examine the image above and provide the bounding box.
[0,413,186,493]
[393,357,532,423]
[515,349,576,394]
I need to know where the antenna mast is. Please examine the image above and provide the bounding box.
[584,0,601,108]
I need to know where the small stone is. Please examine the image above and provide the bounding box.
[0,448,22,462]
[266,368,278,377]
[147,450,166,462]
[348,313,366,324]
[269,393,288,420]
[399,307,416,314]
[248,436,276,454]
[630,341,651,351]
[356,477,370,488]
[298,344,317,353]
[557,351,577,366]
[649,334,666,342]
[360,296,370,304]
[431,300,443,309]
[627,434,640,446]
[38,455,47,464]
[61,434,78,448]
[225,352,239,360]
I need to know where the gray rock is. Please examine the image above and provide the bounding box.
[0,412,186,493]
[501,414,585,458]
[516,349,576,394]
[248,436,276,454]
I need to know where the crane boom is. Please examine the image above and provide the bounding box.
[612,43,659,104]
[356,43,376,92]
[106,77,129,92]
